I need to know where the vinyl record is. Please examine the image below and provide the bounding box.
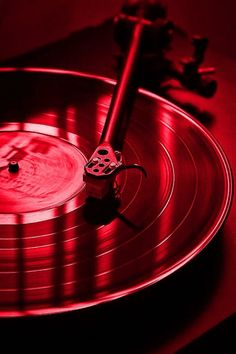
[0,68,232,316]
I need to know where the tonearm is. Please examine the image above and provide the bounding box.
[83,0,216,199]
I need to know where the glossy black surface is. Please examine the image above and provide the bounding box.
[0,68,232,316]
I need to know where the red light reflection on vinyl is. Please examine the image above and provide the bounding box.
[94,221,118,295]
[0,68,232,316]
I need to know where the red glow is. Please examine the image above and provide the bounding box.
[0,68,232,317]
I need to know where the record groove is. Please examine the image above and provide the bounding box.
[0,68,232,316]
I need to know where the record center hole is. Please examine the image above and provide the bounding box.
[98,149,108,155]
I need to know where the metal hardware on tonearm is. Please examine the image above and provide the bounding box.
[83,0,217,199]
[115,1,217,97]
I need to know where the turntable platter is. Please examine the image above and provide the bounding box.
[0,68,232,316]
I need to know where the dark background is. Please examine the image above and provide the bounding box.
[0,1,235,352]
[0,0,235,61]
